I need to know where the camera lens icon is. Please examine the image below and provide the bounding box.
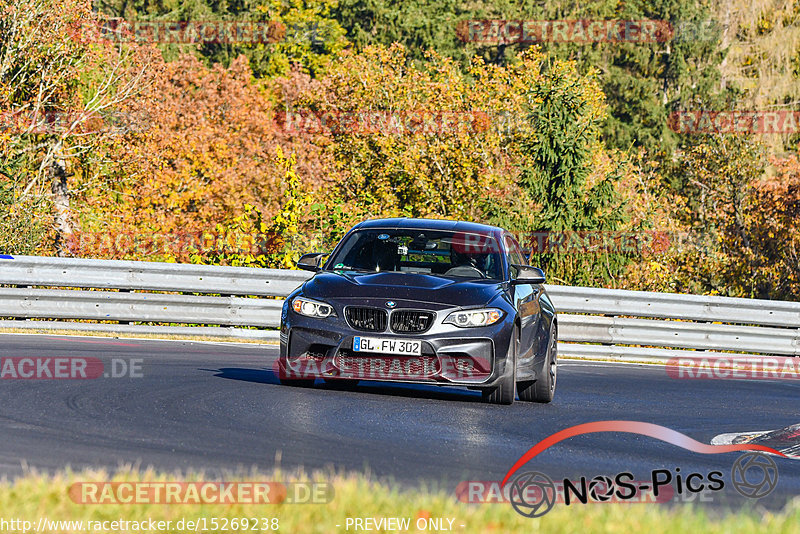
[508,471,557,518]
[587,475,615,502]
[731,452,779,499]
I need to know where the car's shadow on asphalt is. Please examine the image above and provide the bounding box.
[340,380,483,403]
[202,367,279,385]
[206,367,485,403]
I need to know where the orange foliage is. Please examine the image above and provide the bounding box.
[75,55,328,260]
[746,152,800,296]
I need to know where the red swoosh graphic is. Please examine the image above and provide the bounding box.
[501,420,787,486]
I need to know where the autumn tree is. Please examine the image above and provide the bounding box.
[746,151,800,299]
[74,54,327,262]
[647,135,768,297]
[512,61,630,285]
[288,44,553,222]
[93,0,350,78]
[0,0,156,254]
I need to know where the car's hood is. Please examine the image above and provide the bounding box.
[302,271,504,307]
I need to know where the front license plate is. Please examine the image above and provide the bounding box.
[353,336,422,356]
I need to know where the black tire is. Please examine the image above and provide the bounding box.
[482,326,517,405]
[519,324,557,403]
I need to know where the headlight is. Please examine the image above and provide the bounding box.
[292,297,335,318]
[443,308,504,328]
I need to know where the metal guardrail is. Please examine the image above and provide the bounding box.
[557,315,800,356]
[548,286,800,359]
[1,255,798,359]
[548,285,800,328]
[0,287,282,327]
[0,255,309,296]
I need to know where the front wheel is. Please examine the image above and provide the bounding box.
[518,324,557,403]
[482,327,517,405]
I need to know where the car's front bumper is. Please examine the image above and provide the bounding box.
[278,305,514,387]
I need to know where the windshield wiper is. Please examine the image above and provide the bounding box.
[328,266,375,273]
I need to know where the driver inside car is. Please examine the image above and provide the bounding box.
[349,237,399,272]
[447,248,499,278]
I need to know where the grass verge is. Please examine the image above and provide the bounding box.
[0,469,798,533]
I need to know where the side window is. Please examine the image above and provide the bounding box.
[504,235,527,267]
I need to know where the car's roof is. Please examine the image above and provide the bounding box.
[353,218,504,236]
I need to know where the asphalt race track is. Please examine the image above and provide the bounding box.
[0,333,798,510]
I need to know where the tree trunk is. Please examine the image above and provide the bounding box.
[50,151,73,256]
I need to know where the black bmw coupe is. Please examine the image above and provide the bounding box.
[277,218,557,405]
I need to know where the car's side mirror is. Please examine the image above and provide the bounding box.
[297,253,326,272]
[511,265,546,284]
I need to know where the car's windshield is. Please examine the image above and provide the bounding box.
[325,229,504,280]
